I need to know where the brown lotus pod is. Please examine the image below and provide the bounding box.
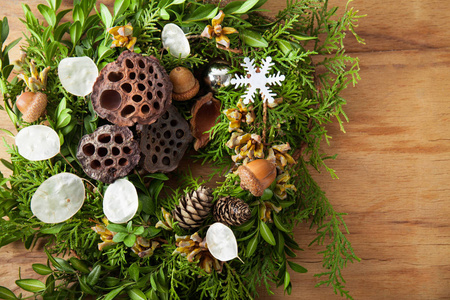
[237,159,277,197]
[91,51,172,126]
[190,92,221,150]
[77,125,140,183]
[140,105,192,173]
[16,92,47,123]
[169,67,199,101]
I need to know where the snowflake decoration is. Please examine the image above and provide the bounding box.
[230,56,285,105]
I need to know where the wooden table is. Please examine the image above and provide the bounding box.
[1,0,449,299]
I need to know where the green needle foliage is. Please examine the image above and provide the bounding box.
[0,0,364,299]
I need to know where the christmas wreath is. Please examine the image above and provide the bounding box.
[0,0,364,299]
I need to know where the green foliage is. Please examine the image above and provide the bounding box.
[0,0,363,299]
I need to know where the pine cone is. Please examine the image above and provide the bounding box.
[213,196,251,227]
[173,186,213,230]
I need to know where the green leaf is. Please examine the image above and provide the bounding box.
[259,220,276,245]
[276,229,285,256]
[124,234,137,247]
[53,257,75,272]
[233,0,259,14]
[37,4,56,27]
[128,288,147,300]
[15,279,46,292]
[114,0,130,18]
[145,173,169,181]
[0,286,17,300]
[56,112,71,129]
[146,226,161,238]
[273,213,290,232]
[184,4,218,21]
[240,29,268,48]
[69,257,90,274]
[126,220,133,232]
[170,0,186,5]
[79,276,96,295]
[3,38,21,56]
[69,21,82,46]
[284,271,290,290]
[112,232,128,243]
[139,193,154,215]
[128,263,139,281]
[134,226,145,236]
[100,4,113,28]
[87,265,101,286]
[233,217,255,231]
[282,232,302,251]
[47,0,62,11]
[32,263,52,275]
[284,246,297,258]
[260,188,273,201]
[223,1,244,15]
[40,224,64,235]
[291,33,317,41]
[288,260,307,273]
[107,224,128,233]
[277,39,293,56]
[246,233,259,257]
[1,159,13,171]
[159,8,170,20]
[104,286,126,300]
[1,17,9,44]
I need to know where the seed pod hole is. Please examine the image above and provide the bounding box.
[83,143,95,156]
[112,147,120,156]
[129,72,136,80]
[153,102,160,110]
[139,73,146,80]
[98,134,111,143]
[91,160,101,169]
[100,90,122,110]
[119,158,128,166]
[121,83,132,93]
[164,131,171,139]
[162,156,170,165]
[108,72,124,82]
[141,105,150,114]
[98,147,108,157]
[176,129,184,138]
[114,135,123,144]
[170,120,178,127]
[104,159,114,166]
[121,105,135,117]
[138,60,145,68]
[138,84,145,91]
[123,147,132,154]
[125,59,134,68]
[132,95,142,102]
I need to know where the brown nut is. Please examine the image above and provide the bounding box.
[76,125,141,183]
[190,92,221,150]
[169,67,199,101]
[140,105,192,173]
[16,92,47,123]
[237,159,276,197]
[91,51,172,126]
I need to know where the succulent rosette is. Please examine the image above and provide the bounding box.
[0,0,364,299]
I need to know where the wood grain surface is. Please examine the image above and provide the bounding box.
[1,0,450,299]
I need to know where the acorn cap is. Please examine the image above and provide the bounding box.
[237,159,276,197]
[16,92,47,123]
[170,67,200,101]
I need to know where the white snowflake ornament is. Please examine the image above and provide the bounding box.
[230,56,285,105]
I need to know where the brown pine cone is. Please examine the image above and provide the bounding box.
[213,196,251,227]
[172,186,214,230]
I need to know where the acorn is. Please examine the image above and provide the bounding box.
[16,91,47,123]
[169,67,200,101]
[237,159,277,197]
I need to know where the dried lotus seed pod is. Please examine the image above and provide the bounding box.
[140,105,192,173]
[91,51,172,126]
[77,125,140,183]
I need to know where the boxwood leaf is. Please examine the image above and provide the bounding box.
[87,265,101,285]
[128,288,147,300]
[240,29,268,48]
[15,279,46,292]
[32,263,52,275]
[288,260,307,273]
[0,286,17,300]
[259,220,276,245]
[246,233,259,257]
